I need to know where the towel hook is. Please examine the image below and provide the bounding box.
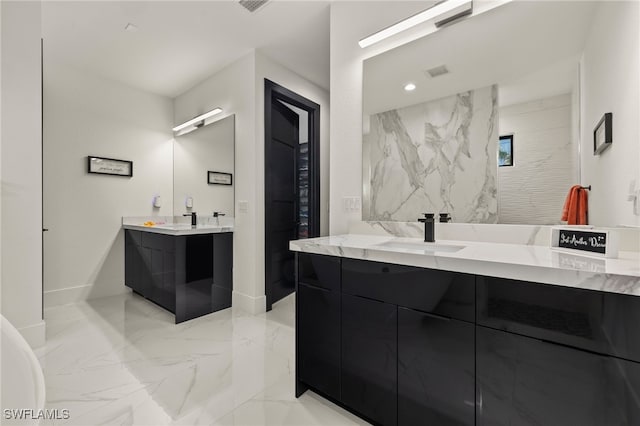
[581,185,591,191]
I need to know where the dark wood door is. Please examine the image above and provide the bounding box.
[266,100,299,309]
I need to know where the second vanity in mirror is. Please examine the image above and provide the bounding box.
[123,114,235,323]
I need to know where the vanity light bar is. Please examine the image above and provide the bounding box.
[172,108,223,132]
[358,0,473,48]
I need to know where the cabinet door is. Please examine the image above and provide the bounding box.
[212,232,233,312]
[342,293,397,426]
[297,283,341,400]
[477,326,640,426]
[124,230,138,290]
[398,308,474,426]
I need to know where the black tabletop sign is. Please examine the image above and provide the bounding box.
[558,230,607,254]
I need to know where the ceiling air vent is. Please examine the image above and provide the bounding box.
[239,0,270,13]
[425,65,450,78]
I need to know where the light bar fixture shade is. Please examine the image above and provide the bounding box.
[172,108,223,132]
[358,0,473,48]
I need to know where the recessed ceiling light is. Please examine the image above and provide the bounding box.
[124,23,139,32]
[404,83,417,92]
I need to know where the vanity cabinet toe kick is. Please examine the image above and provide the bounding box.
[295,252,640,426]
[125,229,233,323]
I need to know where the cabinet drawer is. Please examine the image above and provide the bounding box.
[342,259,475,322]
[298,253,340,291]
[477,276,640,362]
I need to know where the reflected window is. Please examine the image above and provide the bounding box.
[499,135,514,167]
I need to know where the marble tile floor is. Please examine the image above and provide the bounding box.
[35,292,367,426]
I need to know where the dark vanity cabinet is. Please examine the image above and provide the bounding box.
[125,229,233,323]
[296,254,475,426]
[476,276,640,425]
[295,253,640,426]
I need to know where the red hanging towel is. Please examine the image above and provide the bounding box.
[561,185,588,225]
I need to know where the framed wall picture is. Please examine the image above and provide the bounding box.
[593,112,612,155]
[87,156,133,177]
[208,171,232,185]
[499,135,514,167]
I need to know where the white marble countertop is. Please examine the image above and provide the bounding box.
[290,234,640,297]
[123,223,233,235]
[122,216,234,235]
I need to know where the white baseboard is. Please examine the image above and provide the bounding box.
[44,284,129,308]
[232,290,266,315]
[18,320,46,349]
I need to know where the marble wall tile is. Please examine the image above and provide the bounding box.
[363,85,499,223]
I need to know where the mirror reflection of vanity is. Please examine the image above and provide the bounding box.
[123,114,236,323]
[173,114,235,222]
[363,1,639,227]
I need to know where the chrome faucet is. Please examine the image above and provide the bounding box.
[418,213,435,242]
[183,212,197,226]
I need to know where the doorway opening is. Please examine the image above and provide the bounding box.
[264,79,320,311]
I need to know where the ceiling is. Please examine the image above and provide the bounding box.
[363,1,599,114]
[42,0,331,98]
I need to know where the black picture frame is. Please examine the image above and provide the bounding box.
[499,135,514,167]
[593,112,612,155]
[87,156,133,177]
[208,171,232,185]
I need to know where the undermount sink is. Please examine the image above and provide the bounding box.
[375,240,464,253]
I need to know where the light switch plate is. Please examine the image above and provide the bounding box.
[342,196,361,212]
[238,200,249,213]
[186,197,193,208]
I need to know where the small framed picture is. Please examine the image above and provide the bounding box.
[499,135,513,167]
[87,156,133,177]
[593,112,612,155]
[208,171,232,185]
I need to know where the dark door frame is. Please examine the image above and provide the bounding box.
[264,79,320,310]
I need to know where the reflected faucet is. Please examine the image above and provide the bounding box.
[212,211,226,226]
[183,212,197,226]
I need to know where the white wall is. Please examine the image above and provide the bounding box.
[499,93,578,225]
[43,60,174,307]
[580,1,640,227]
[173,115,235,218]
[1,0,45,347]
[174,51,329,314]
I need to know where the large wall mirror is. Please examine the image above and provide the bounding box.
[173,114,235,219]
[363,1,639,227]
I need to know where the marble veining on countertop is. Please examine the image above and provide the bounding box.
[290,234,640,297]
